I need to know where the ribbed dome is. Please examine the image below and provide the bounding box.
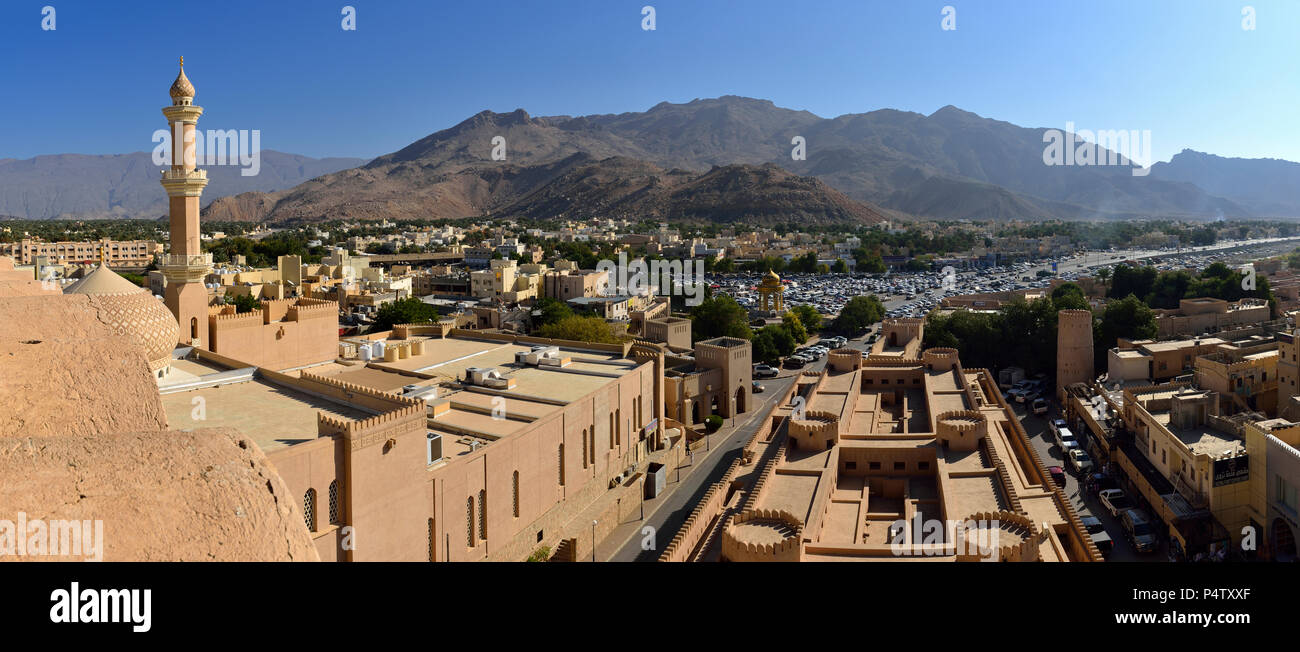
[170,63,195,100]
[65,265,179,372]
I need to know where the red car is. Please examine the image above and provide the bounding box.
[1048,466,1067,488]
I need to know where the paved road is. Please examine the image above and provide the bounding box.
[604,346,836,561]
[1009,398,1164,561]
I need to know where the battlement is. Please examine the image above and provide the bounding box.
[827,348,862,372]
[936,410,988,451]
[922,347,961,371]
[790,410,840,450]
[721,508,804,562]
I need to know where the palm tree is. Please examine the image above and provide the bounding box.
[1095,267,1111,293]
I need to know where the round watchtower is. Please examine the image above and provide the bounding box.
[1057,309,1094,393]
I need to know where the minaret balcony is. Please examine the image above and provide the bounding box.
[160,169,209,197]
[161,169,207,181]
[160,253,213,282]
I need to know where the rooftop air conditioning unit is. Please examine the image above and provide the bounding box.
[465,367,515,390]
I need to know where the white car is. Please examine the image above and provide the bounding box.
[1055,426,1079,453]
[1067,449,1093,474]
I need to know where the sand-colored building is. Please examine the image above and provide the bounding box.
[206,297,340,371]
[160,329,675,562]
[470,259,543,302]
[0,237,162,267]
[1153,297,1270,338]
[662,336,754,426]
[1116,383,1252,554]
[660,319,1099,562]
[542,264,608,301]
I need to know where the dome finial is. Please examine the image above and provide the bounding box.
[170,56,195,101]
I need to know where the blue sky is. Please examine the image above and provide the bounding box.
[2,0,1296,163]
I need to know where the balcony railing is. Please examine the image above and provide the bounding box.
[160,253,213,267]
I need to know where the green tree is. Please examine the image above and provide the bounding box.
[831,259,849,274]
[782,311,808,344]
[368,297,440,334]
[533,297,573,327]
[759,324,797,357]
[830,295,884,334]
[791,304,823,333]
[751,329,781,364]
[1144,270,1193,309]
[536,314,621,344]
[1095,294,1157,366]
[855,248,886,274]
[689,294,753,342]
[1108,264,1157,300]
[230,293,262,314]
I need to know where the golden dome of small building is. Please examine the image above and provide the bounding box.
[756,269,784,313]
[64,264,180,376]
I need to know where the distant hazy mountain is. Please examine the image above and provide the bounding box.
[0,151,366,220]
[1150,149,1300,217]
[33,95,1288,225]
[207,96,1279,224]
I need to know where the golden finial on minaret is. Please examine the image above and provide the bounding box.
[179,56,184,68]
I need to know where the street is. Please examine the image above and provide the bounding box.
[603,342,832,561]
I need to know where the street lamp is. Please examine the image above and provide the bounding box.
[591,519,598,562]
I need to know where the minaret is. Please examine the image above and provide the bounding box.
[160,57,212,346]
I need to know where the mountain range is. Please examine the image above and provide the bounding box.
[0,151,365,220]
[5,96,1300,224]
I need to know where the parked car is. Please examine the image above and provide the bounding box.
[1080,515,1114,557]
[1049,418,1068,437]
[1066,449,1094,474]
[1031,397,1049,415]
[783,357,807,369]
[1047,466,1067,488]
[1055,426,1079,453]
[402,384,420,393]
[1099,489,1133,518]
[754,364,779,378]
[752,381,765,393]
[1121,509,1158,554]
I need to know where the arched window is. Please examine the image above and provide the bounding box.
[303,488,317,532]
[512,471,520,518]
[616,408,621,446]
[478,490,487,540]
[466,497,475,547]
[558,444,565,486]
[328,480,341,525]
[609,413,615,448]
[190,317,198,340]
[582,429,588,468]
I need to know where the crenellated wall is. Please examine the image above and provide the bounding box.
[936,410,988,452]
[720,508,804,562]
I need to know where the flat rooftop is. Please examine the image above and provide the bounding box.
[161,378,371,453]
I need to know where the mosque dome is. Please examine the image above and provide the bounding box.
[762,269,781,284]
[170,59,195,100]
[64,264,179,372]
